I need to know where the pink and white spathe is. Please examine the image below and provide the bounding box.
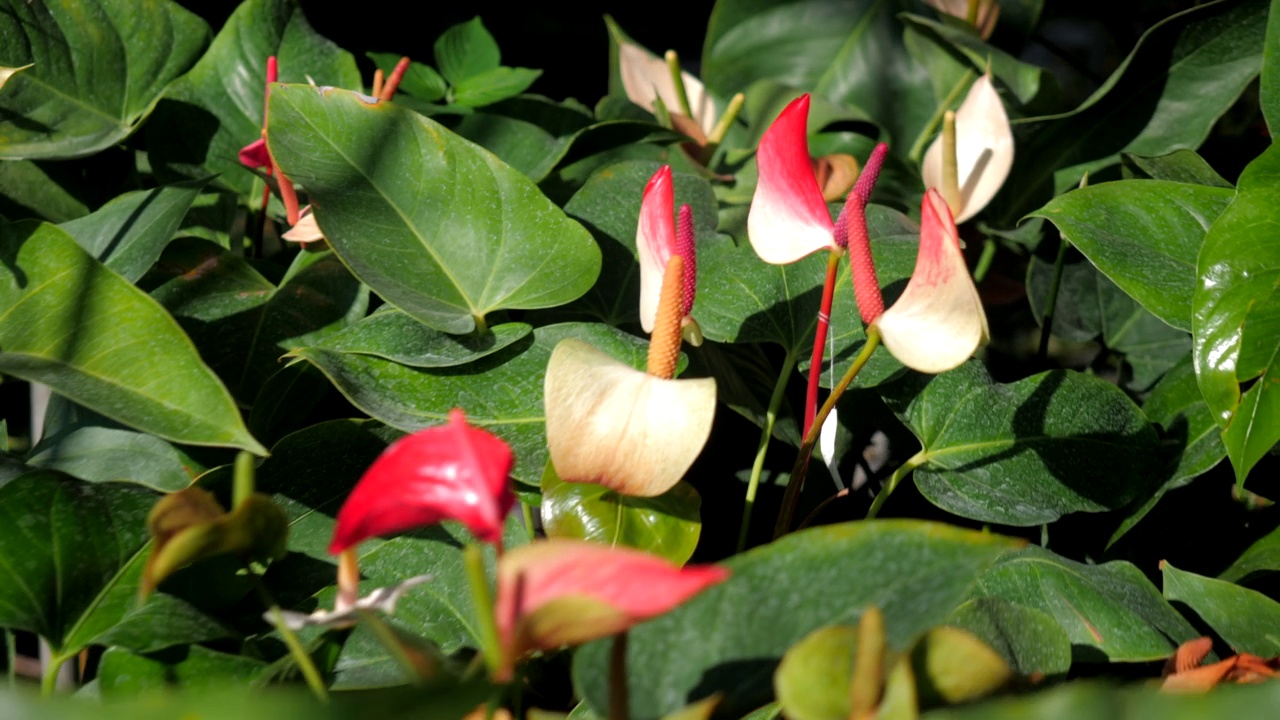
[871,190,989,373]
[637,165,696,333]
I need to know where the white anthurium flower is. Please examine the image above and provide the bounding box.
[921,74,1014,224]
[872,190,989,374]
[615,35,718,138]
[543,338,716,498]
[267,574,432,630]
[924,0,1000,39]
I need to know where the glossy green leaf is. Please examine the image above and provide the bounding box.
[1122,150,1232,188]
[1163,561,1280,656]
[453,67,543,107]
[0,222,264,453]
[774,625,858,720]
[313,308,530,368]
[248,362,338,448]
[1261,0,1280,134]
[1193,142,1280,484]
[911,626,1011,707]
[572,520,1023,719]
[1111,357,1225,545]
[1221,524,1280,583]
[147,0,360,195]
[971,546,1198,662]
[559,160,719,326]
[0,161,91,223]
[1030,180,1233,331]
[921,681,1280,719]
[882,362,1161,525]
[293,322,650,484]
[97,646,265,696]
[268,84,599,334]
[946,597,1072,676]
[540,462,701,565]
[999,0,1266,218]
[898,14,1044,105]
[448,113,572,181]
[0,0,209,159]
[434,17,500,85]
[148,239,367,402]
[27,426,197,492]
[58,180,207,283]
[368,53,447,102]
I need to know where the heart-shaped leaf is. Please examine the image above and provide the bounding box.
[971,546,1198,662]
[1193,142,1280,484]
[572,520,1022,719]
[1162,561,1280,657]
[1030,180,1233,331]
[312,307,530,368]
[0,222,263,452]
[0,0,209,159]
[267,84,599,333]
[882,361,1161,525]
[27,426,199,492]
[1122,150,1232,188]
[947,597,1072,677]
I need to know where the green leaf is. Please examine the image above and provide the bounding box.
[447,113,571,182]
[312,308,530,368]
[147,0,360,195]
[1193,142,1280,484]
[946,598,1072,677]
[898,14,1044,105]
[882,362,1161,525]
[1163,561,1280,656]
[0,160,91,223]
[1109,356,1226,545]
[453,67,543,108]
[540,462,701,565]
[1121,150,1232,188]
[1029,180,1234,331]
[1261,0,1280,134]
[998,0,1266,219]
[268,84,599,334]
[911,626,1011,707]
[147,239,368,403]
[58,180,208,283]
[774,625,859,720]
[368,52,447,102]
[920,681,1280,719]
[971,546,1198,662]
[294,322,650,485]
[571,520,1023,719]
[434,17,501,85]
[1221,524,1280,583]
[0,0,209,159]
[247,363,338,448]
[0,222,264,453]
[27,426,197,492]
[97,645,265,696]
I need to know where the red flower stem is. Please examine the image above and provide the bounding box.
[804,249,843,437]
[380,56,411,101]
[774,327,881,540]
[608,632,630,720]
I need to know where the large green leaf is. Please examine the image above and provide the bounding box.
[1221,524,1280,583]
[971,547,1197,662]
[946,597,1072,677]
[97,645,265,696]
[147,0,360,195]
[921,681,1280,719]
[58,180,208,283]
[311,307,530,368]
[572,520,1022,719]
[27,426,198,492]
[292,322,651,485]
[1162,561,1280,656]
[0,161,91,223]
[898,14,1045,106]
[881,362,1161,526]
[1261,0,1280,134]
[147,239,368,403]
[268,84,599,334]
[997,0,1266,220]
[1030,180,1234,331]
[1193,143,1280,484]
[0,0,209,159]
[0,222,263,453]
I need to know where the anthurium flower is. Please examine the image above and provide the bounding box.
[871,189,989,373]
[543,338,716,497]
[329,409,515,553]
[924,0,1000,39]
[614,29,717,139]
[494,538,728,676]
[921,74,1013,223]
[637,165,697,334]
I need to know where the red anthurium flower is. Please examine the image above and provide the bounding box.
[493,539,729,678]
[329,409,515,554]
[637,165,698,333]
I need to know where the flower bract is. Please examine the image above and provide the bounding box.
[921,74,1013,223]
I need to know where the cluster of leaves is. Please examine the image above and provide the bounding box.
[1,0,1280,717]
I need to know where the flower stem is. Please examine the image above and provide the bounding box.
[232,450,254,511]
[865,451,926,519]
[521,501,537,538]
[907,70,975,163]
[805,249,844,437]
[609,632,630,720]
[972,237,997,283]
[774,328,882,539]
[4,630,14,687]
[737,349,798,553]
[1038,230,1071,361]
[39,654,65,697]
[463,544,503,680]
[268,605,330,701]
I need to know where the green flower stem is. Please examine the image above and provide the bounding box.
[39,654,65,697]
[521,501,537,537]
[1038,229,1071,361]
[233,450,254,510]
[865,451,927,519]
[267,605,329,701]
[664,50,694,118]
[463,544,503,680]
[774,328,882,539]
[358,609,424,684]
[609,631,630,720]
[5,630,14,687]
[907,69,975,164]
[972,236,998,283]
[737,349,799,553]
